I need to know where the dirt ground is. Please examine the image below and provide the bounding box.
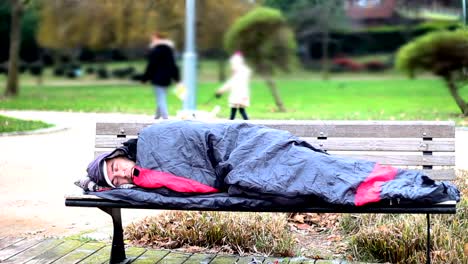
[1,110,467,241]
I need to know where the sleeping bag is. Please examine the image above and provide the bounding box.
[91,120,460,208]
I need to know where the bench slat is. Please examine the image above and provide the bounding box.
[96,120,455,138]
[254,120,456,138]
[95,136,455,152]
[304,138,455,152]
[334,153,454,166]
[421,169,456,180]
[93,151,454,166]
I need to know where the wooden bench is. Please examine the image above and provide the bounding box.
[65,120,458,264]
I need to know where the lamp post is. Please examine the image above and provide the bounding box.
[182,0,197,111]
[463,0,467,25]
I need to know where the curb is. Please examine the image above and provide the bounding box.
[0,125,69,137]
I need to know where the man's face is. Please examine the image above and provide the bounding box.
[151,35,160,44]
[106,156,136,187]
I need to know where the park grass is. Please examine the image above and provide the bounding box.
[0,77,467,125]
[0,115,52,133]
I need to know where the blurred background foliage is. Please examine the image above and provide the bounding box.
[0,0,462,68]
[0,0,466,116]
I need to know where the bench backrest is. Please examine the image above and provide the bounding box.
[95,120,456,181]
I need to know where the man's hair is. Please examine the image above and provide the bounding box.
[153,31,169,39]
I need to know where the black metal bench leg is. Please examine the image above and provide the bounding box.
[99,207,130,264]
[426,214,431,264]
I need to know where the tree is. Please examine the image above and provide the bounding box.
[37,0,91,63]
[262,0,296,14]
[37,0,166,60]
[4,0,24,97]
[225,7,297,112]
[197,0,254,82]
[396,30,468,116]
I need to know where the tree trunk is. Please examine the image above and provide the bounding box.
[263,75,286,112]
[5,0,23,97]
[445,75,468,116]
[321,27,330,80]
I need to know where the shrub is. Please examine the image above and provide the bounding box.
[363,60,387,72]
[66,70,77,79]
[396,30,468,77]
[0,64,8,75]
[125,211,296,257]
[332,57,364,71]
[395,29,468,116]
[53,67,65,76]
[28,61,44,76]
[85,66,95,74]
[112,67,135,79]
[96,67,108,79]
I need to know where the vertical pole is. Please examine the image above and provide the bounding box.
[426,214,431,264]
[183,0,197,111]
[463,0,467,25]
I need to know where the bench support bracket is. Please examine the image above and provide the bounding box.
[99,207,131,264]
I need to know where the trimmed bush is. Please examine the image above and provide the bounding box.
[396,29,468,116]
[224,6,296,112]
[28,61,44,76]
[53,67,65,76]
[224,6,297,75]
[363,61,388,72]
[332,57,364,71]
[396,29,468,77]
[96,67,108,79]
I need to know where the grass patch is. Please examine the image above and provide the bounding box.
[0,114,52,133]
[0,77,467,125]
[340,171,467,264]
[64,230,100,243]
[124,211,296,257]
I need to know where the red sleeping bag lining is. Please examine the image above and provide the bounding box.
[132,166,219,193]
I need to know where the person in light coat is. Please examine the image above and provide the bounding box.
[215,52,252,120]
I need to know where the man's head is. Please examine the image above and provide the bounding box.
[151,31,169,43]
[229,51,245,71]
[86,149,136,188]
[103,156,135,187]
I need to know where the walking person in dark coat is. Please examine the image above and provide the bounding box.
[142,32,180,119]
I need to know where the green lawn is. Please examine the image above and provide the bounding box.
[0,115,52,133]
[1,77,467,125]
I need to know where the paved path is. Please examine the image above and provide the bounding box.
[0,110,162,239]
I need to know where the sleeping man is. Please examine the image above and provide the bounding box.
[77,120,460,208]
